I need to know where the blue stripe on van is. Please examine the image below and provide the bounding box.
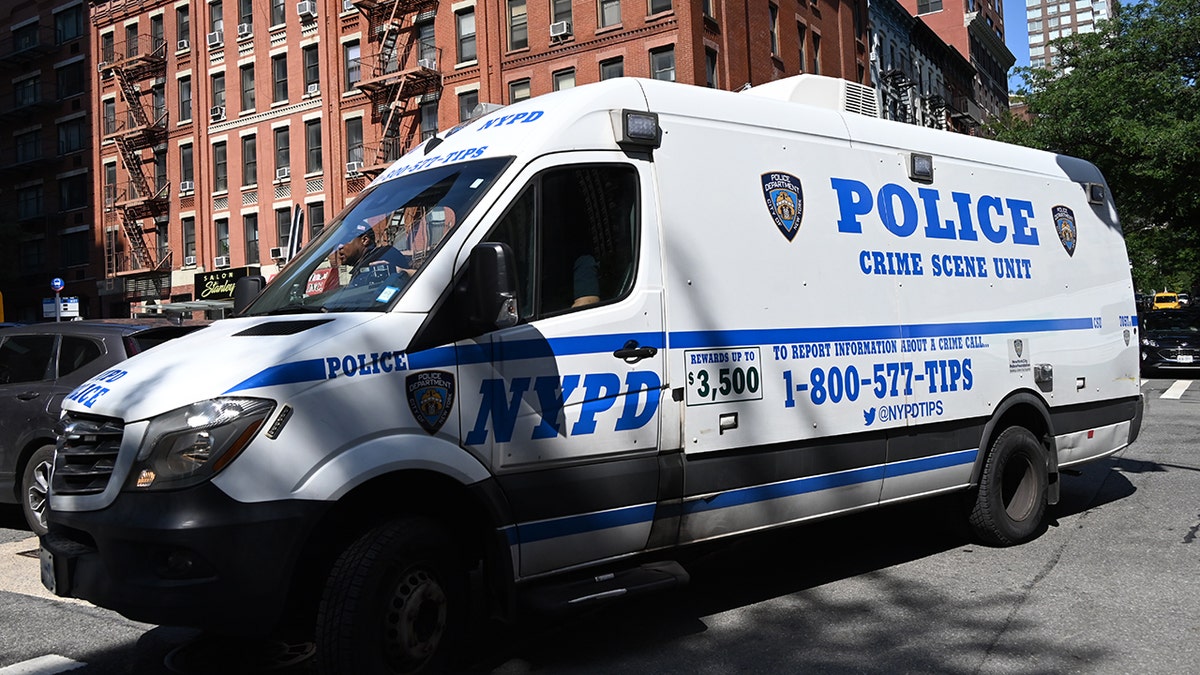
[506,449,978,545]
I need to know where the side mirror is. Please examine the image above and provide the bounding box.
[468,243,518,330]
[232,275,267,315]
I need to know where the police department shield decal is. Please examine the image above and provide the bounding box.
[1014,339,1024,358]
[761,172,804,241]
[1053,205,1077,257]
[407,370,455,435]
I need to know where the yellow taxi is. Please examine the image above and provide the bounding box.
[1152,292,1183,310]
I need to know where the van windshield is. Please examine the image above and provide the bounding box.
[242,157,511,316]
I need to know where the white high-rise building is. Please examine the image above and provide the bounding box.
[1026,0,1111,70]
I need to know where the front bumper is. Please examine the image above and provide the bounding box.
[41,483,327,633]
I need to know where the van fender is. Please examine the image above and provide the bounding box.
[972,390,1060,505]
[289,433,493,502]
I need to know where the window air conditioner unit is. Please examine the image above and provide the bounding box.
[276,167,290,180]
[549,20,572,37]
[306,83,320,96]
[297,1,318,20]
[180,180,195,192]
[270,246,286,259]
[346,161,363,175]
[210,105,226,121]
[342,0,356,11]
[177,39,190,51]
[237,23,252,38]
[214,255,230,268]
[207,31,223,48]
[97,61,109,72]
[417,58,435,70]
[183,255,197,267]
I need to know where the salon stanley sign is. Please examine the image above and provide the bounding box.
[195,266,260,301]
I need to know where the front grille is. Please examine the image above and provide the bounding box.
[53,414,125,496]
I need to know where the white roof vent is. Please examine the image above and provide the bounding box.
[742,74,880,118]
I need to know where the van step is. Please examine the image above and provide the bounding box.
[524,560,689,614]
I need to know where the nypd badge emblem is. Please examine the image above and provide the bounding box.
[1053,205,1077,257]
[406,370,455,435]
[761,172,804,241]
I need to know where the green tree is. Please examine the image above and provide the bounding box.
[990,0,1200,294]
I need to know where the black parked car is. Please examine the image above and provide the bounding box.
[1140,309,1200,375]
[0,320,206,534]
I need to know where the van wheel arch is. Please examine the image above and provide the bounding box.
[973,391,1056,487]
[281,469,512,640]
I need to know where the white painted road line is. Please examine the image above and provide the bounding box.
[1161,380,1194,399]
[0,655,85,674]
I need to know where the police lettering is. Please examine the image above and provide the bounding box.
[830,177,1039,246]
[325,351,410,378]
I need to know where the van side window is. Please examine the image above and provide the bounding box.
[486,164,638,321]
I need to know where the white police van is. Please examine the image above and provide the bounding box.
[43,75,1143,673]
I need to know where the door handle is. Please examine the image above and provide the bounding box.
[17,392,40,401]
[613,339,658,364]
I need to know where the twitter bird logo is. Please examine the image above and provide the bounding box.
[863,408,876,426]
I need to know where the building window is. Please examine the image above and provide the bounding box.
[183,216,196,257]
[600,57,623,80]
[418,23,436,63]
[210,0,224,33]
[154,147,167,189]
[305,119,322,174]
[650,46,675,81]
[272,54,288,102]
[270,0,285,26]
[705,48,718,88]
[125,23,139,58]
[275,208,291,248]
[509,79,530,103]
[507,0,527,51]
[917,0,942,14]
[216,218,230,256]
[17,186,43,221]
[101,32,115,62]
[181,143,194,183]
[308,202,325,238]
[19,240,45,272]
[649,0,672,14]
[240,64,255,111]
[56,62,85,98]
[599,0,621,27]
[345,117,363,162]
[212,71,226,107]
[552,0,572,25]
[179,76,192,121]
[343,41,360,91]
[154,218,169,263]
[244,214,259,264]
[798,23,808,72]
[55,6,84,43]
[458,90,478,122]
[274,127,290,173]
[769,4,779,55]
[456,10,476,62]
[238,0,253,28]
[553,69,575,91]
[59,175,88,211]
[303,46,319,88]
[242,135,257,186]
[419,100,438,140]
[213,141,228,192]
[812,32,821,75]
[102,99,116,134]
[151,14,165,50]
[703,0,715,19]
[58,118,86,154]
[15,130,41,163]
[177,6,190,45]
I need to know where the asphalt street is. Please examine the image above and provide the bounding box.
[0,376,1196,674]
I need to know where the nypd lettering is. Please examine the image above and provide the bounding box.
[829,177,1040,245]
[475,110,544,130]
[465,371,661,445]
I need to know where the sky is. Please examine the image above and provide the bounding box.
[1004,0,1032,92]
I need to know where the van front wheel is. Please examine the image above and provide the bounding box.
[968,426,1048,546]
[316,517,465,674]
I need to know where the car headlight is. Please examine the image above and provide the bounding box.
[126,398,275,491]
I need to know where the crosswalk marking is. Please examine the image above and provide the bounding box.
[0,656,85,675]
[1161,380,1194,399]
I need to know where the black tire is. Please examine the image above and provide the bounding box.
[21,445,54,536]
[316,517,466,675]
[968,426,1049,546]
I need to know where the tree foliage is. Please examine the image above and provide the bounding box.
[989,0,1200,293]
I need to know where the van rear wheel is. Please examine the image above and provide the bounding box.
[316,517,465,674]
[968,426,1048,546]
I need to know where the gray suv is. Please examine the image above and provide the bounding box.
[0,320,205,534]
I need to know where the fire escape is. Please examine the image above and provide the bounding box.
[100,32,170,286]
[351,0,442,177]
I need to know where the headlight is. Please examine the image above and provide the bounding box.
[126,398,275,491]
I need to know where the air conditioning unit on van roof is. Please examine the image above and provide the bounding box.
[742,74,881,118]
